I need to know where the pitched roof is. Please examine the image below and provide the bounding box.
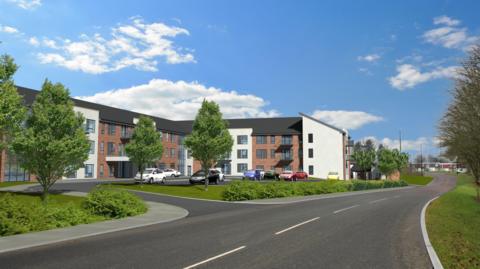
[16,86,303,135]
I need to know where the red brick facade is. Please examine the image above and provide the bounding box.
[252,134,302,173]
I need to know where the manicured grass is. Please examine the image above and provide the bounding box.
[0,181,35,188]
[426,174,480,268]
[112,183,226,200]
[401,174,433,185]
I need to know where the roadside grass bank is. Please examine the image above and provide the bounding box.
[426,174,480,269]
[0,181,34,188]
[401,174,433,185]
[112,180,408,201]
[112,183,225,200]
[0,188,147,237]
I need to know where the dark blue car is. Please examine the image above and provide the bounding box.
[243,169,262,180]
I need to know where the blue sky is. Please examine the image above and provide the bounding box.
[1,0,479,156]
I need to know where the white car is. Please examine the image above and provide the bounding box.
[210,168,225,181]
[163,168,181,177]
[134,168,166,184]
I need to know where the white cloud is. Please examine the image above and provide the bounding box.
[311,110,383,130]
[357,54,380,62]
[423,15,479,49]
[389,64,458,90]
[34,18,195,74]
[0,25,19,34]
[7,0,41,9]
[28,36,39,46]
[362,136,431,151]
[76,79,280,120]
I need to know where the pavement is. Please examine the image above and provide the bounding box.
[0,174,456,269]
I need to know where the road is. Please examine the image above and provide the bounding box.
[0,174,455,269]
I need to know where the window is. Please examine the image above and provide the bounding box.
[187,165,192,176]
[89,140,95,154]
[85,119,96,134]
[308,148,314,158]
[237,163,248,173]
[101,123,105,134]
[170,133,175,143]
[108,124,116,135]
[270,135,276,144]
[85,164,94,178]
[121,125,129,138]
[100,142,104,155]
[170,148,175,158]
[256,149,267,159]
[256,135,267,144]
[164,132,169,142]
[237,135,248,145]
[308,165,314,175]
[99,164,104,177]
[187,150,192,159]
[270,149,276,159]
[107,142,115,155]
[66,169,76,179]
[281,135,292,145]
[118,144,126,156]
[170,163,175,168]
[237,149,248,159]
[220,151,231,160]
[256,165,264,170]
[109,165,114,177]
[281,149,292,160]
[308,133,313,143]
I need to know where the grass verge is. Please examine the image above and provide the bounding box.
[401,174,433,185]
[0,181,34,188]
[426,174,480,268]
[112,183,226,200]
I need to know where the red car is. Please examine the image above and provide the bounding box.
[279,171,309,181]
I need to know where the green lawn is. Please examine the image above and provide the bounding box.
[401,174,433,185]
[426,174,480,268]
[112,183,226,200]
[0,181,35,188]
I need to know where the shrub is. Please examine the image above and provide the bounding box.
[222,179,409,201]
[83,188,147,218]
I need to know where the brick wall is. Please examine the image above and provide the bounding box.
[252,134,302,173]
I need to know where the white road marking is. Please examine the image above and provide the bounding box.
[369,197,388,204]
[183,246,246,269]
[333,204,360,214]
[275,217,320,235]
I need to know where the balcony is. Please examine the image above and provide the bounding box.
[120,131,132,140]
[106,155,130,162]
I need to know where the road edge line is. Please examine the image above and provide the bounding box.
[421,196,444,269]
[183,245,246,269]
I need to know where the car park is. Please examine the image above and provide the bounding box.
[163,168,181,177]
[279,171,294,181]
[327,172,340,180]
[210,168,225,181]
[134,168,166,184]
[264,170,279,180]
[189,170,221,185]
[279,171,309,181]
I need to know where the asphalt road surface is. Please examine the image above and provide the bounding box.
[0,174,456,269]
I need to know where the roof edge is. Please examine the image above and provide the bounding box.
[299,112,346,134]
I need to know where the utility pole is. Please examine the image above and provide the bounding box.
[420,144,423,176]
[399,130,402,152]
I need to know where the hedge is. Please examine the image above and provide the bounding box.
[222,180,408,201]
[83,187,147,218]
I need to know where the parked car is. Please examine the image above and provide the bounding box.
[243,169,262,180]
[264,170,279,180]
[279,171,309,181]
[189,170,220,185]
[134,168,166,184]
[327,172,340,180]
[210,168,225,181]
[163,168,181,177]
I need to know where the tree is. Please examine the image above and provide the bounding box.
[0,54,26,151]
[439,44,480,201]
[184,100,233,191]
[125,116,163,184]
[12,80,90,202]
[377,148,397,178]
[351,140,376,180]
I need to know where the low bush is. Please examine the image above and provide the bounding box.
[83,188,147,218]
[222,179,408,201]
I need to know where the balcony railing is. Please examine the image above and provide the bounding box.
[120,132,132,139]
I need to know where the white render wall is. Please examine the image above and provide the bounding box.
[301,115,346,179]
[66,106,99,180]
[229,128,253,176]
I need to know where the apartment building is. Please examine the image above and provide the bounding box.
[0,87,352,182]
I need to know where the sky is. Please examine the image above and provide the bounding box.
[1,0,479,157]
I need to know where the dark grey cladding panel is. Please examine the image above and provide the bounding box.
[16,86,302,135]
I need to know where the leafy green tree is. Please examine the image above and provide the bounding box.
[12,80,90,201]
[184,100,233,190]
[439,45,480,200]
[378,148,409,179]
[0,54,26,151]
[125,116,163,184]
[351,149,376,179]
